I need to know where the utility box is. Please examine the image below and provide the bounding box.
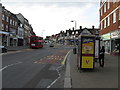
[77,35,95,70]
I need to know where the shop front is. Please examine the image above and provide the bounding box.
[101,30,120,54]
[101,33,111,53]
[111,30,120,54]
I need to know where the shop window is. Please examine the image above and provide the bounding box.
[113,12,116,23]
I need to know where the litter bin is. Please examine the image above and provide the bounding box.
[73,47,76,54]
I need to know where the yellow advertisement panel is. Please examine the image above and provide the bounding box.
[82,57,94,68]
[82,42,94,54]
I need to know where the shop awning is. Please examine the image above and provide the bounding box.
[0,31,9,35]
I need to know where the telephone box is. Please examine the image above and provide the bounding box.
[77,35,95,70]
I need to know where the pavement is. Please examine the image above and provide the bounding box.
[7,46,29,51]
[64,50,119,88]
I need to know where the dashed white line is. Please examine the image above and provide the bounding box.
[0,66,7,72]
[46,65,63,88]
[0,62,22,72]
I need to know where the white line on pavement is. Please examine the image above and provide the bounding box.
[0,62,22,72]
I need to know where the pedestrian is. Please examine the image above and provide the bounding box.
[99,46,105,67]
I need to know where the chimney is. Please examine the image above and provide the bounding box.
[92,26,94,29]
[72,27,74,31]
[80,26,82,30]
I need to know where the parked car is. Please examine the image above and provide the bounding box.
[49,43,54,47]
[0,45,7,53]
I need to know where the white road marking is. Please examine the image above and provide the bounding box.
[0,62,22,72]
[0,66,7,71]
[46,65,63,88]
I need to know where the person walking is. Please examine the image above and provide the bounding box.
[99,46,105,67]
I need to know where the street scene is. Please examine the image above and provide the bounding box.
[2,44,71,88]
[0,0,120,89]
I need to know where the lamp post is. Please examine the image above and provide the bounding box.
[41,30,45,38]
[71,20,77,30]
[71,20,77,54]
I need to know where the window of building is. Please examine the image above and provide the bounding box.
[15,22,17,26]
[2,14,5,20]
[6,16,9,22]
[101,8,102,16]
[20,24,23,27]
[2,24,4,30]
[113,12,116,23]
[6,25,8,31]
[101,22,102,30]
[107,0,110,9]
[104,3,106,13]
[10,19,12,25]
[107,16,110,26]
[113,0,116,4]
[119,8,120,20]
[104,19,106,28]
[13,20,14,25]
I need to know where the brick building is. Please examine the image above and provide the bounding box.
[100,0,120,53]
[1,3,36,47]
[2,6,11,46]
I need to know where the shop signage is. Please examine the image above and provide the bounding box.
[111,30,120,39]
[101,33,110,40]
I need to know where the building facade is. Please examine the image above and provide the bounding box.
[56,26,99,45]
[9,13,18,46]
[2,6,10,46]
[1,3,36,47]
[100,0,120,53]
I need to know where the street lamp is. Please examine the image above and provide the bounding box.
[41,30,45,38]
[71,20,77,54]
[71,20,77,30]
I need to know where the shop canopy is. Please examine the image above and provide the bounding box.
[0,31,9,35]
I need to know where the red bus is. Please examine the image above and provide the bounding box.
[30,35,44,48]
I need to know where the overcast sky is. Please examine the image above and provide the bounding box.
[1,0,100,38]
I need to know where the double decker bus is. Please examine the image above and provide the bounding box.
[30,35,44,48]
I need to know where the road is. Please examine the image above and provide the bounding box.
[2,44,71,88]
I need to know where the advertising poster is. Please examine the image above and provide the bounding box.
[82,57,94,68]
[81,37,94,68]
[82,38,94,55]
